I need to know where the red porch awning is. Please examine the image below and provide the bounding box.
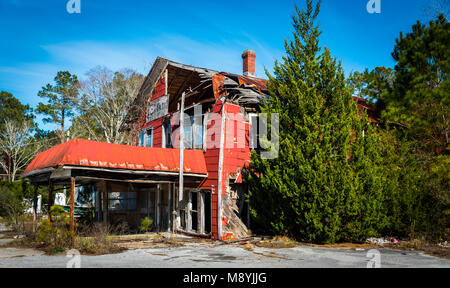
[23,138,207,177]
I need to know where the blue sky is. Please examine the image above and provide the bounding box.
[0,0,433,130]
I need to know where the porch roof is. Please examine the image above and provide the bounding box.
[23,138,208,178]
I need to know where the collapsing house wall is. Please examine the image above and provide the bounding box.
[222,181,249,239]
[122,56,269,240]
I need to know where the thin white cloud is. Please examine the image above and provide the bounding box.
[39,34,280,78]
[1,34,281,130]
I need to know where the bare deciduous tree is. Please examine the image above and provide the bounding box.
[424,0,449,19]
[76,67,144,145]
[0,120,41,181]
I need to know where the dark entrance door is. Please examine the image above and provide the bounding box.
[202,191,211,234]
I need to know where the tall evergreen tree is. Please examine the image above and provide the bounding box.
[348,14,449,240]
[37,71,79,144]
[246,0,386,243]
[350,67,394,112]
[381,14,449,239]
[383,14,449,155]
[0,91,34,128]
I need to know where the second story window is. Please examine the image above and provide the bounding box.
[183,114,204,150]
[249,113,258,150]
[139,127,153,147]
[162,119,172,148]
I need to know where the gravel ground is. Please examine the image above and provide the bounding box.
[0,243,449,268]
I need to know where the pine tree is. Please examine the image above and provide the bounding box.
[37,71,79,144]
[384,14,449,155]
[381,15,450,239]
[247,0,386,243]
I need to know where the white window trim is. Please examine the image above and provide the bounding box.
[248,113,258,150]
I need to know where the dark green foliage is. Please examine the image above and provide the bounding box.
[37,71,79,144]
[349,67,395,112]
[0,180,34,216]
[246,0,386,243]
[0,180,35,231]
[384,14,449,155]
[380,14,449,240]
[0,91,34,127]
[378,129,449,240]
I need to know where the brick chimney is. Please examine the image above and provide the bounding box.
[242,50,256,77]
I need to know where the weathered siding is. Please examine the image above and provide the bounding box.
[133,75,167,147]
[132,71,253,240]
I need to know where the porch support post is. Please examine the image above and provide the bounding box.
[168,183,172,232]
[197,191,201,234]
[48,181,53,222]
[103,182,108,226]
[156,184,160,231]
[172,183,177,234]
[217,98,226,240]
[33,185,38,231]
[179,91,185,202]
[70,177,75,243]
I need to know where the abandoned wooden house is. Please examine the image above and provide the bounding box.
[23,50,379,240]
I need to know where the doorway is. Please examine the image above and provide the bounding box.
[201,191,211,234]
[190,191,198,233]
[139,186,157,230]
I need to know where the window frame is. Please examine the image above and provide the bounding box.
[139,126,154,147]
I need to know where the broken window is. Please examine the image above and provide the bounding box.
[162,119,172,148]
[249,113,258,149]
[139,127,153,147]
[171,105,204,150]
[108,191,137,211]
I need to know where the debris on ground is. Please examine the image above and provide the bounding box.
[229,236,298,250]
[366,237,401,245]
[438,241,449,248]
[366,237,391,245]
[114,233,194,249]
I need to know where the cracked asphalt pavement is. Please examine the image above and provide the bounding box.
[0,243,449,268]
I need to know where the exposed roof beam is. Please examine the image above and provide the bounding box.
[168,67,182,91]
[170,71,195,108]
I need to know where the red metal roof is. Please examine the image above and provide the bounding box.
[23,138,207,176]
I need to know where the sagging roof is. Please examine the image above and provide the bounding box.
[123,56,388,130]
[23,138,208,177]
[123,57,269,128]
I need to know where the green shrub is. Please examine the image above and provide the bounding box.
[140,217,153,233]
[37,205,72,248]
[77,237,96,254]
[0,180,34,232]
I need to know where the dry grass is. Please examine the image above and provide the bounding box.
[5,223,126,256]
[301,239,450,259]
[304,242,380,250]
[254,236,298,248]
[115,234,186,249]
[384,239,450,259]
[74,224,126,255]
